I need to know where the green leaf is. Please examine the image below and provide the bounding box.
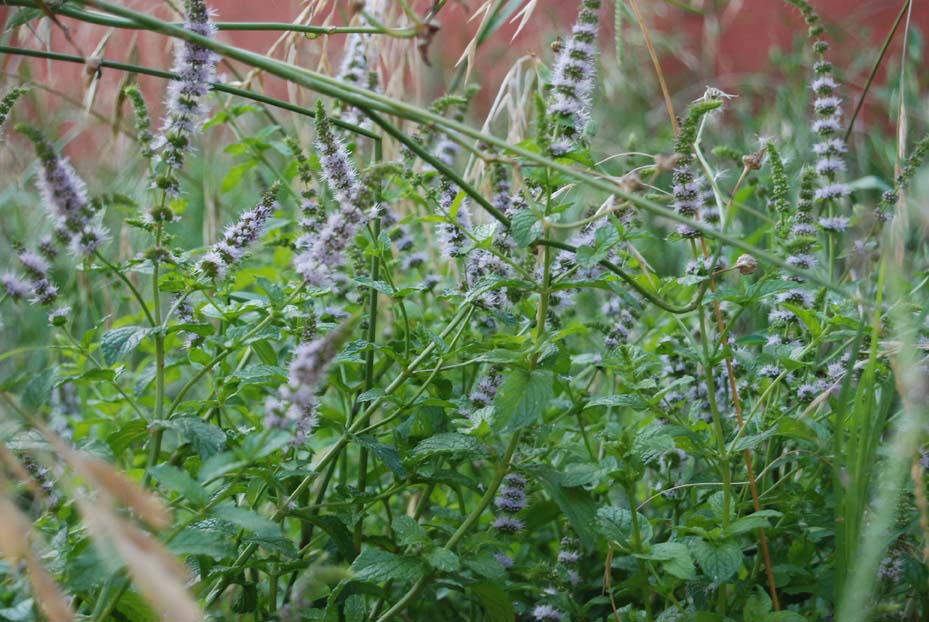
[465,549,506,580]
[22,367,62,409]
[726,510,782,537]
[732,428,776,451]
[471,581,515,622]
[350,548,426,584]
[107,419,150,455]
[299,514,355,560]
[355,435,408,478]
[690,539,742,583]
[169,520,236,559]
[344,594,366,622]
[165,417,226,459]
[211,505,283,539]
[392,516,429,547]
[509,209,541,246]
[230,364,287,386]
[636,542,696,580]
[412,433,487,461]
[596,506,653,548]
[531,466,599,549]
[493,368,554,432]
[149,464,210,507]
[221,160,258,193]
[424,548,460,572]
[101,326,153,365]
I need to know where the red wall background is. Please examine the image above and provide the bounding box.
[0,1,925,162]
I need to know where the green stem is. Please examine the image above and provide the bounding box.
[93,251,155,326]
[0,45,377,139]
[204,306,472,605]
[1,1,416,36]
[373,432,523,622]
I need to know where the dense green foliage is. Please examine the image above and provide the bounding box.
[1,1,929,622]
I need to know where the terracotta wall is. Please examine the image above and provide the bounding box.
[0,1,925,160]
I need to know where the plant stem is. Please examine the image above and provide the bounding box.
[373,432,523,622]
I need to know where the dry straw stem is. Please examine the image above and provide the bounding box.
[0,477,74,622]
[76,497,203,622]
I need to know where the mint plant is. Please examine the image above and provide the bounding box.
[1,1,928,621]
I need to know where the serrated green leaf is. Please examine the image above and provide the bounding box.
[230,364,287,386]
[211,505,282,539]
[165,417,226,459]
[412,433,487,461]
[355,435,408,478]
[465,549,506,580]
[596,506,652,547]
[169,520,236,559]
[510,209,541,246]
[101,326,153,365]
[392,516,429,547]
[425,547,460,572]
[149,464,209,507]
[690,539,742,583]
[350,548,425,584]
[494,368,553,431]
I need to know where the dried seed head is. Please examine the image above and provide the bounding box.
[735,254,758,275]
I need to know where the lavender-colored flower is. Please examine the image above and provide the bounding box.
[69,223,110,257]
[30,278,59,306]
[494,553,514,570]
[757,364,782,379]
[18,250,49,280]
[532,604,565,622]
[38,234,58,260]
[602,298,636,348]
[813,138,846,156]
[495,489,527,514]
[768,309,796,324]
[775,289,814,307]
[295,210,363,287]
[154,0,218,196]
[48,306,71,326]
[818,215,850,232]
[814,184,849,202]
[18,125,93,242]
[195,186,277,279]
[492,516,524,534]
[503,473,527,488]
[790,222,817,238]
[813,96,841,116]
[786,254,817,270]
[546,0,601,155]
[1,273,29,301]
[269,326,346,443]
[315,101,362,210]
[558,549,580,565]
[470,368,503,408]
[796,381,824,402]
[811,75,838,93]
[195,250,227,281]
[812,117,842,135]
[815,156,845,176]
[402,252,428,271]
[436,179,471,259]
